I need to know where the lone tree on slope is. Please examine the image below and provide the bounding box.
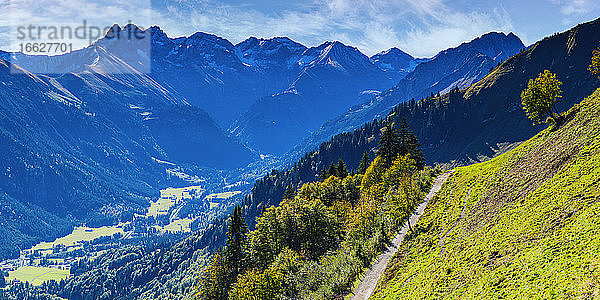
[521,69,563,125]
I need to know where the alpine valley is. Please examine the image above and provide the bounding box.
[1,13,599,300]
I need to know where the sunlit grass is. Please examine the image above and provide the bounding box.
[373,88,600,298]
[154,218,194,233]
[7,266,69,286]
[30,226,124,251]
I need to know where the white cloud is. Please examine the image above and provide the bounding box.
[396,5,515,56]
[149,0,515,57]
[0,0,516,57]
[551,0,588,15]
[549,0,599,25]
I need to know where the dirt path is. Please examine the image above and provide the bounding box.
[349,170,455,300]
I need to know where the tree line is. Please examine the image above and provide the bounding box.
[196,124,433,299]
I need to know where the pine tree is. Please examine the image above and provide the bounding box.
[398,118,426,169]
[283,184,295,200]
[224,205,248,279]
[405,133,425,170]
[319,167,328,181]
[397,118,412,156]
[337,158,348,178]
[327,162,337,178]
[378,122,401,166]
[199,249,231,299]
[260,203,266,217]
[357,151,371,174]
[409,98,416,108]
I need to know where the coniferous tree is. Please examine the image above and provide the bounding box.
[378,122,401,167]
[357,151,371,174]
[398,118,426,169]
[409,98,416,108]
[199,206,249,299]
[406,133,425,169]
[337,158,348,178]
[224,205,248,279]
[319,167,328,181]
[327,162,337,178]
[260,203,266,217]
[199,249,231,299]
[283,185,295,200]
[397,118,411,156]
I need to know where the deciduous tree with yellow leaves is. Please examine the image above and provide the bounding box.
[521,69,563,125]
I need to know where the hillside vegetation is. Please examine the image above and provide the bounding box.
[197,125,435,299]
[0,53,255,259]
[244,18,600,236]
[372,87,600,298]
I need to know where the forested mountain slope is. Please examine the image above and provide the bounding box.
[290,32,524,156]
[372,86,600,299]
[0,60,154,259]
[243,18,600,232]
[0,54,253,260]
[1,128,433,300]
[1,223,224,299]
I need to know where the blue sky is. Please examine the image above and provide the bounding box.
[1,0,599,57]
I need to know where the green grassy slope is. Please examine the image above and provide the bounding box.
[372,87,600,299]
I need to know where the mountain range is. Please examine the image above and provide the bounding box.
[9,17,599,300]
[2,11,600,300]
[0,24,525,261]
[287,32,525,159]
[231,33,524,155]
[0,43,255,259]
[230,40,397,154]
[241,18,600,233]
[3,26,524,158]
[5,26,434,155]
